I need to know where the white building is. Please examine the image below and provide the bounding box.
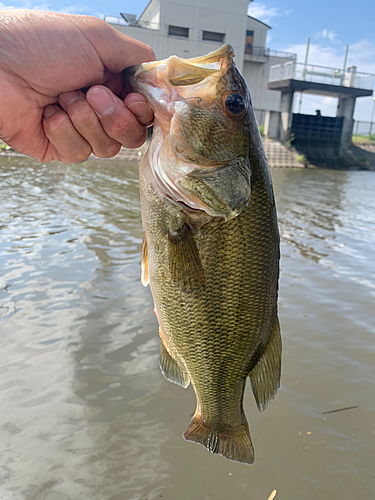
[105,0,297,124]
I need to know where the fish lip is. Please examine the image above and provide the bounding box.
[123,44,235,81]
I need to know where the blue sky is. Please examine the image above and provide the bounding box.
[1,0,374,121]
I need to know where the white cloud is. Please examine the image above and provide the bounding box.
[0,2,18,8]
[248,1,291,25]
[316,29,338,42]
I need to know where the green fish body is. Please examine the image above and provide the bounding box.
[127,44,281,465]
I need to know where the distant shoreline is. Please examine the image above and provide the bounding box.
[1,140,374,170]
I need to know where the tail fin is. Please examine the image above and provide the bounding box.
[183,415,254,465]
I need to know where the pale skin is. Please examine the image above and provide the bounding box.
[0,10,155,163]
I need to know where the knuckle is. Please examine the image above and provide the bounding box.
[68,101,93,126]
[106,114,133,139]
[123,129,147,149]
[94,143,121,158]
[45,111,70,134]
[75,149,92,163]
[66,145,92,164]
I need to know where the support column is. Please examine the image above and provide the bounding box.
[264,110,280,140]
[337,96,355,155]
[280,90,294,142]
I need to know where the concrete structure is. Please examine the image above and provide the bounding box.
[104,0,297,122]
[265,61,374,156]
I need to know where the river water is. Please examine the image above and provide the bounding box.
[0,156,374,500]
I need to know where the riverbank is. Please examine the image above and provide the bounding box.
[1,138,375,170]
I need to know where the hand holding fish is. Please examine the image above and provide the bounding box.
[0,10,155,163]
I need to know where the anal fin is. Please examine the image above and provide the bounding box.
[160,338,190,389]
[141,235,149,287]
[249,315,282,412]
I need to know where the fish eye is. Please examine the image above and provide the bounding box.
[225,94,246,116]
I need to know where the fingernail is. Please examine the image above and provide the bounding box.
[127,100,149,117]
[43,105,56,119]
[59,90,80,106]
[87,88,116,116]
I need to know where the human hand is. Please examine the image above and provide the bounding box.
[0,10,155,163]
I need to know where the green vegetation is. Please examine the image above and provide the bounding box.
[258,124,264,136]
[352,134,375,145]
[0,142,13,151]
[284,133,295,150]
[296,154,306,164]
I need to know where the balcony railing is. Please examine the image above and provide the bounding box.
[104,15,160,30]
[269,61,374,90]
[245,46,297,60]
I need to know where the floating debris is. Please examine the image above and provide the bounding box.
[267,490,277,500]
[322,405,358,415]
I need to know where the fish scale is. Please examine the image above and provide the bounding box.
[127,44,281,465]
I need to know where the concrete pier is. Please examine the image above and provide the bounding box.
[265,61,374,159]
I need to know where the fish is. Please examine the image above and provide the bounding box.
[125,44,281,466]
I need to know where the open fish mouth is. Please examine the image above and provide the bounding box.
[124,44,235,86]
[123,44,236,111]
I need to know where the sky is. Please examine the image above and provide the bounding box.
[1,0,375,121]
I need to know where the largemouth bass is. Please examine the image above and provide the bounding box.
[126,44,281,465]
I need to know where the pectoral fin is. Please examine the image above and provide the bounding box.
[160,338,190,388]
[167,223,205,291]
[249,315,282,412]
[141,235,149,287]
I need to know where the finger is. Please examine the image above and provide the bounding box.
[86,86,147,149]
[59,90,121,158]
[42,105,92,163]
[124,93,154,126]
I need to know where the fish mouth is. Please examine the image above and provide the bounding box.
[124,44,235,83]
[123,44,235,110]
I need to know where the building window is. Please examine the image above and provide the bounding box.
[202,30,225,43]
[247,30,254,37]
[168,25,189,38]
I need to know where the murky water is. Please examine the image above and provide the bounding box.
[1,156,374,500]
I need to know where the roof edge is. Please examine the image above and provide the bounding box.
[247,15,272,30]
[138,0,155,22]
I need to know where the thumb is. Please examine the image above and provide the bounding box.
[74,17,156,73]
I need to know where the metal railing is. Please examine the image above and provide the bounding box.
[269,61,374,90]
[245,46,297,60]
[353,120,375,136]
[104,15,160,30]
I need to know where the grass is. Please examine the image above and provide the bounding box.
[0,142,14,151]
[284,133,295,150]
[296,154,306,164]
[352,134,375,144]
[258,124,264,136]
